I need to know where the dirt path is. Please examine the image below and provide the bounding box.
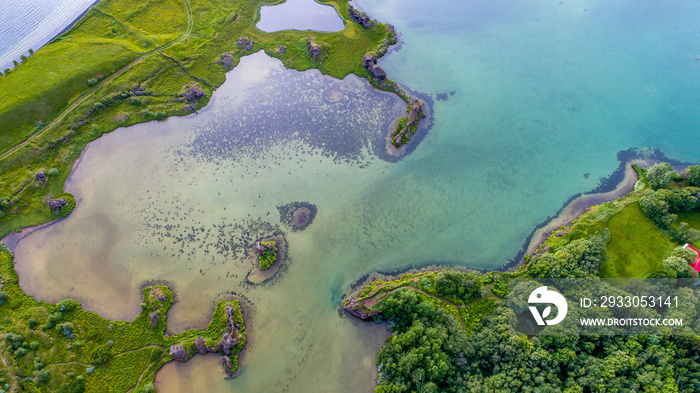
[0,0,194,162]
[0,351,15,393]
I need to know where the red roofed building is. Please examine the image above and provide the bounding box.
[682,243,700,273]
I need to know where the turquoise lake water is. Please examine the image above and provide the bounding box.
[7,0,700,391]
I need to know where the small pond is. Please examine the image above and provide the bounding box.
[256,0,344,32]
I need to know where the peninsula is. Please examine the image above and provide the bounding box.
[345,163,700,392]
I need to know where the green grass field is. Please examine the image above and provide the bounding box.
[597,202,675,278]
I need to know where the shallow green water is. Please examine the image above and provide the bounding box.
[7,0,700,391]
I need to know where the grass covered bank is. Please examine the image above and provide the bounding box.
[0,244,245,392]
[0,0,417,238]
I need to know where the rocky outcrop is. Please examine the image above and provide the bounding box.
[149,312,159,327]
[348,5,374,29]
[222,355,233,370]
[343,298,378,320]
[276,45,287,54]
[254,242,266,253]
[407,98,424,125]
[170,345,187,362]
[218,52,235,69]
[221,332,238,355]
[362,52,386,81]
[180,83,206,102]
[36,171,47,183]
[195,336,207,354]
[236,36,254,51]
[393,98,424,145]
[308,37,322,61]
[220,303,240,355]
[47,198,67,211]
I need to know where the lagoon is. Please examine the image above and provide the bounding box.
[7,0,700,391]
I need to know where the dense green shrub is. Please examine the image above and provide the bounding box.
[687,165,700,187]
[526,230,608,278]
[35,368,50,384]
[4,332,23,350]
[672,222,700,245]
[27,318,38,329]
[646,162,676,190]
[640,191,677,229]
[91,345,112,364]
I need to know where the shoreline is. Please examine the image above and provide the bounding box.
[508,158,648,272]
[50,0,103,44]
[502,148,698,272]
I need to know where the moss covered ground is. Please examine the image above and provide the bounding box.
[0,244,245,392]
[0,0,409,239]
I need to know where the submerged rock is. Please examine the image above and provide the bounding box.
[292,207,311,228]
[169,345,187,362]
[278,202,317,231]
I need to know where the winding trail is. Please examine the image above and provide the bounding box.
[0,350,15,393]
[0,0,194,162]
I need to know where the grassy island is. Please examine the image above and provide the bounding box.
[256,240,277,270]
[0,244,245,393]
[346,163,700,393]
[0,0,424,239]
